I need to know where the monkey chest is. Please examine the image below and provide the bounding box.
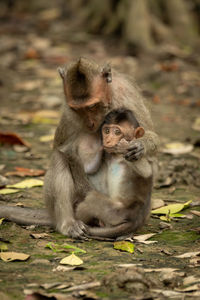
[107,161,127,198]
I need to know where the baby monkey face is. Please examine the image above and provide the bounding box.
[102,121,136,149]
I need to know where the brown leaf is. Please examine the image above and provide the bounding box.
[6,167,45,177]
[0,132,31,148]
[190,210,200,217]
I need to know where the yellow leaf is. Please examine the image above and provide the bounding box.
[0,218,4,225]
[0,188,20,194]
[0,252,30,262]
[151,200,191,215]
[32,110,59,125]
[60,253,83,266]
[114,241,134,253]
[7,179,43,189]
[162,142,193,155]
[39,135,54,142]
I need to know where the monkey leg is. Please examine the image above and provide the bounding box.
[44,150,89,239]
[80,193,151,239]
[76,190,127,227]
[0,205,52,226]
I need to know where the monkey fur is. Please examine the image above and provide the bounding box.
[0,58,159,240]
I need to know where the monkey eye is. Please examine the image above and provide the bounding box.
[114,129,121,135]
[104,127,110,134]
[88,103,98,110]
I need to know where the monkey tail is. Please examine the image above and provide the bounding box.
[0,205,52,226]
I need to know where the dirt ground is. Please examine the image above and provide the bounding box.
[0,8,200,300]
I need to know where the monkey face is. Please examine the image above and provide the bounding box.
[68,77,111,132]
[102,124,124,148]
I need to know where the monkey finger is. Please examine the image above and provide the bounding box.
[125,149,144,161]
[128,143,144,152]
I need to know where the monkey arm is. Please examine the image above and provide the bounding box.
[44,149,90,239]
[139,130,159,156]
[0,205,52,226]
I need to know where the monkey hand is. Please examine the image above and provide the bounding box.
[59,219,89,240]
[124,140,144,161]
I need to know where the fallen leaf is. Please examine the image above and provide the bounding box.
[133,233,157,244]
[114,241,134,253]
[60,253,83,266]
[151,200,192,215]
[30,233,49,239]
[174,251,200,258]
[190,210,200,217]
[117,263,142,268]
[162,142,193,155]
[0,244,8,251]
[0,252,30,262]
[192,117,200,131]
[0,131,31,148]
[46,242,86,254]
[6,167,45,177]
[183,275,200,286]
[176,284,200,292]
[7,179,43,189]
[0,188,20,194]
[151,199,165,210]
[0,218,4,225]
[32,110,59,125]
[39,135,54,142]
[66,281,101,292]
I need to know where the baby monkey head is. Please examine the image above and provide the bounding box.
[102,108,145,149]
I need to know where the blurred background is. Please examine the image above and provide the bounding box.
[0,0,200,183]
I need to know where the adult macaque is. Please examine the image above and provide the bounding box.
[0,58,159,239]
[76,109,153,239]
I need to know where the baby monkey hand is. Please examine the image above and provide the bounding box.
[124,140,144,161]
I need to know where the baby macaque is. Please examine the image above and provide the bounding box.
[76,108,152,238]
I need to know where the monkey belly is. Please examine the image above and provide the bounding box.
[108,161,126,199]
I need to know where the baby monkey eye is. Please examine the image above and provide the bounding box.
[104,127,110,134]
[114,129,121,135]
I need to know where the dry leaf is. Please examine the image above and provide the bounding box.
[133,233,157,244]
[192,118,200,131]
[60,253,83,266]
[6,167,45,177]
[0,131,30,148]
[7,179,43,189]
[151,199,165,210]
[0,188,20,195]
[30,233,49,239]
[174,251,200,258]
[162,142,193,155]
[0,252,30,262]
[183,276,200,286]
[190,210,200,217]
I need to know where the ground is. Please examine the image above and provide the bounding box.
[0,9,200,300]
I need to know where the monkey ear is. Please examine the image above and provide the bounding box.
[135,127,145,139]
[101,64,112,83]
[58,67,66,81]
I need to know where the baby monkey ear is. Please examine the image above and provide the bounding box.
[135,127,145,139]
[58,66,67,81]
[101,64,112,83]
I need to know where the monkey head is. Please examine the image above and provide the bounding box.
[102,120,145,152]
[58,57,112,132]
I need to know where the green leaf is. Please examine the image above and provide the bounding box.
[60,253,83,266]
[45,242,86,254]
[151,200,192,215]
[114,241,135,254]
